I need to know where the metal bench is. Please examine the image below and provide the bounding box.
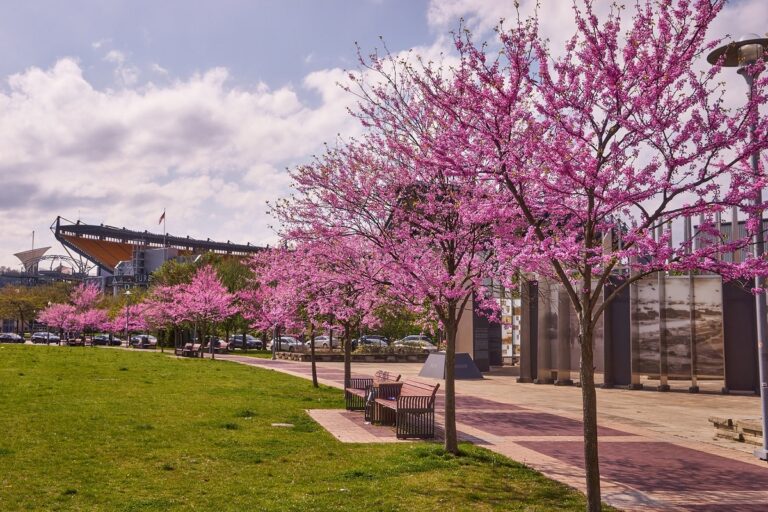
[344,370,401,411]
[373,379,440,439]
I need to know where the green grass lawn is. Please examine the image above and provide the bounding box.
[227,349,274,358]
[0,345,599,511]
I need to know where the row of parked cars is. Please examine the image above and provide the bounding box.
[270,333,439,353]
[0,332,24,343]
[1,331,439,354]
[0,331,159,347]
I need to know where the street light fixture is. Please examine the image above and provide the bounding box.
[708,33,768,462]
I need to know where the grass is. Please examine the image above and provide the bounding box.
[0,345,601,511]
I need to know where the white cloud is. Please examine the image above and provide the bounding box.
[0,59,359,268]
[150,63,169,76]
[102,49,140,87]
[103,49,125,64]
[91,38,112,50]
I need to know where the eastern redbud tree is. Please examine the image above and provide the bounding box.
[328,0,768,509]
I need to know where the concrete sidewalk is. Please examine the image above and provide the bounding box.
[219,355,768,512]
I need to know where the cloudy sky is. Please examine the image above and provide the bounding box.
[0,0,763,269]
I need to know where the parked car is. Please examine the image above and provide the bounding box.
[268,336,304,352]
[31,332,60,344]
[92,333,122,346]
[130,334,158,348]
[193,335,230,353]
[0,332,23,343]
[395,334,434,345]
[228,334,262,350]
[352,334,390,349]
[392,335,438,354]
[305,335,339,349]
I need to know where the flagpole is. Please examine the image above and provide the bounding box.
[163,208,167,262]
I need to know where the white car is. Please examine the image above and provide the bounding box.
[268,336,305,352]
[392,336,438,354]
[305,335,339,349]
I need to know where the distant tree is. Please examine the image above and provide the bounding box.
[0,283,71,334]
[150,259,198,286]
[173,265,238,359]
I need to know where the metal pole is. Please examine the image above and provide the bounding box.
[271,324,277,360]
[125,302,129,348]
[741,68,768,461]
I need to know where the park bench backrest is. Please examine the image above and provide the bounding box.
[399,380,439,399]
[374,370,401,385]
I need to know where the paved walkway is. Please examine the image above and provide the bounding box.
[217,355,768,512]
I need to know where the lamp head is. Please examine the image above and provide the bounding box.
[707,33,768,67]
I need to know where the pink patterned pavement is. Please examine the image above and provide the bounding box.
[219,355,768,512]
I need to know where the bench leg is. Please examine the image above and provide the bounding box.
[345,391,368,411]
[376,405,395,426]
[395,409,435,439]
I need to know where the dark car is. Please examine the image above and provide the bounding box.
[228,334,262,350]
[352,334,390,350]
[92,333,122,346]
[31,332,60,344]
[0,332,23,343]
[130,334,158,348]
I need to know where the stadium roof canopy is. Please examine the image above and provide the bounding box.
[52,216,264,273]
[13,247,51,271]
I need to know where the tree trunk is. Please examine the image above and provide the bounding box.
[343,323,351,388]
[207,324,215,360]
[579,323,601,511]
[243,329,248,353]
[310,324,318,388]
[444,309,458,454]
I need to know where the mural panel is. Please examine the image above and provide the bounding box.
[663,277,692,379]
[693,277,724,378]
[635,277,661,375]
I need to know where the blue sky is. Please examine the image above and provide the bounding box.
[0,0,763,269]
[0,1,430,91]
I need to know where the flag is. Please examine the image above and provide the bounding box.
[158,210,165,225]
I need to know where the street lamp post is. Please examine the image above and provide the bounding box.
[124,289,132,348]
[271,324,277,360]
[709,33,768,462]
[46,301,52,344]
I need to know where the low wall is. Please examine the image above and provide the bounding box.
[275,352,428,363]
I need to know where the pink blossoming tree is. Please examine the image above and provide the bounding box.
[277,129,504,454]
[174,265,238,359]
[297,1,768,507]
[409,2,768,508]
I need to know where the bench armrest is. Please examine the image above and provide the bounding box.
[396,395,434,412]
[377,382,404,400]
[347,377,373,391]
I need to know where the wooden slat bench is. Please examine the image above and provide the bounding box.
[344,370,401,411]
[176,343,203,358]
[373,379,440,439]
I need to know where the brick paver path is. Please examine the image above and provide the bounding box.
[219,355,768,511]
